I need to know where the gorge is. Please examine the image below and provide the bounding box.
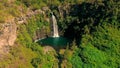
[37,12,69,48]
[0,0,119,68]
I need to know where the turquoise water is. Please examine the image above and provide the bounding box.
[37,37,70,47]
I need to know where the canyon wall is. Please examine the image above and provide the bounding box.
[0,7,50,53]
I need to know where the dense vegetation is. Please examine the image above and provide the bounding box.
[0,0,120,68]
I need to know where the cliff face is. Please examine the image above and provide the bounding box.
[0,5,68,53]
[0,7,50,53]
[0,23,17,53]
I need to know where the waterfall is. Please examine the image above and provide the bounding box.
[51,13,59,37]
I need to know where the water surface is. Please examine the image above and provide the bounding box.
[37,37,70,49]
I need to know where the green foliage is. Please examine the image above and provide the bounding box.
[58,1,120,68]
[17,24,32,46]
[78,21,120,68]
[17,14,50,47]
[31,49,58,68]
[17,0,47,10]
[70,49,83,68]
[31,58,42,68]
[0,0,120,68]
[16,14,56,68]
[0,45,37,68]
[0,0,27,23]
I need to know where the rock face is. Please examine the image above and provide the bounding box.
[0,7,50,53]
[0,23,17,53]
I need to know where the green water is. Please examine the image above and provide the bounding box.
[37,37,70,47]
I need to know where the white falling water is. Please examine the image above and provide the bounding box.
[52,13,59,37]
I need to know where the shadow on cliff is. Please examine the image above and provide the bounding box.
[63,1,112,45]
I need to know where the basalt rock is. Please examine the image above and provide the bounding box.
[0,8,51,53]
[0,23,17,53]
